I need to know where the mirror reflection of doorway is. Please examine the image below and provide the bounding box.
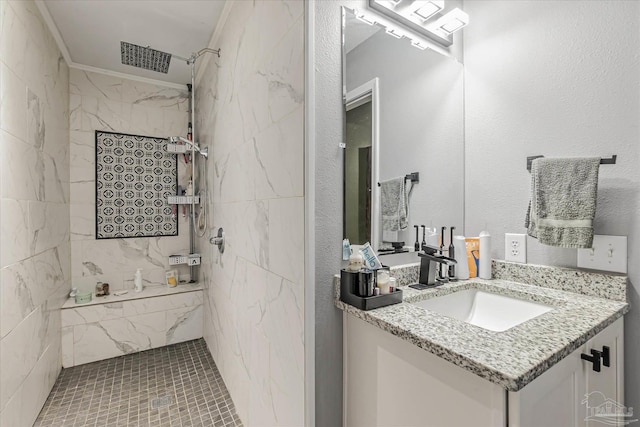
[344,99,372,245]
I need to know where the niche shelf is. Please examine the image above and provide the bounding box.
[167,195,200,204]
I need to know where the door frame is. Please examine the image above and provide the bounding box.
[345,78,380,251]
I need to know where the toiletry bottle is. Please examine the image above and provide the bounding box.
[479,231,492,279]
[453,236,469,279]
[448,227,456,279]
[439,227,447,280]
[466,237,480,278]
[186,179,193,196]
[134,268,143,292]
[347,252,363,272]
[377,269,391,295]
[342,239,351,261]
[185,122,193,164]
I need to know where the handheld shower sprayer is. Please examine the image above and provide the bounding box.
[168,136,208,159]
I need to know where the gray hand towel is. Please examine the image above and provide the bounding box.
[381,177,408,232]
[525,157,600,248]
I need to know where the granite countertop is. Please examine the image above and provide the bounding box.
[335,260,629,391]
[62,283,204,309]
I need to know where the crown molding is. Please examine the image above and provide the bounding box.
[195,0,234,84]
[35,0,73,64]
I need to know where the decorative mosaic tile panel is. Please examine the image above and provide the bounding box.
[96,131,177,238]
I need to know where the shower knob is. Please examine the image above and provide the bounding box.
[210,227,225,253]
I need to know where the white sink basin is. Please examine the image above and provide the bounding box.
[411,289,553,332]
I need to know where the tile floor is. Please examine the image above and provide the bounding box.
[35,339,242,427]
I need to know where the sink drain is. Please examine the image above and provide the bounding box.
[151,395,173,409]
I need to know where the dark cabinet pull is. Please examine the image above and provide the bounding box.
[601,346,610,367]
[581,349,602,372]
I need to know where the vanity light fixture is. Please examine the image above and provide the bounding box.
[433,8,469,34]
[369,0,469,47]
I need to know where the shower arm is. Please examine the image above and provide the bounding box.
[187,48,221,65]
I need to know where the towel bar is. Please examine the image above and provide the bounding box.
[526,155,617,172]
[377,172,420,187]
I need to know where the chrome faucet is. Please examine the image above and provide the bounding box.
[410,245,457,290]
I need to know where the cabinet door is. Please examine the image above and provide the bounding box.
[344,313,506,427]
[582,317,624,427]
[509,345,586,427]
[510,317,624,427]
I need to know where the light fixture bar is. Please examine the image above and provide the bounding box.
[369,0,469,47]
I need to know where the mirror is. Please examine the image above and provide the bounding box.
[342,7,465,253]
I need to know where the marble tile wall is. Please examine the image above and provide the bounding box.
[0,1,70,425]
[69,69,194,293]
[195,1,305,425]
[61,290,203,367]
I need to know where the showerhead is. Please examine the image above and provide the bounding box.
[121,41,172,73]
[121,42,221,74]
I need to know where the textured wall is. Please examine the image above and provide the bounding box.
[69,69,192,293]
[312,2,350,424]
[0,1,70,424]
[195,1,305,425]
[463,0,640,413]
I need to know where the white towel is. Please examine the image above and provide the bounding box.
[525,157,600,248]
[380,177,408,232]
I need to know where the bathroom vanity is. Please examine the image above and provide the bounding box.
[336,261,628,426]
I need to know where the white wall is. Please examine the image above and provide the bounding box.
[463,0,640,413]
[195,1,305,425]
[68,69,192,293]
[0,1,70,424]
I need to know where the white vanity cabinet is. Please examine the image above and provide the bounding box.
[343,313,624,427]
[509,316,624,427]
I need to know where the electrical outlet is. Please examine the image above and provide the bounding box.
[577,235,627,273]
[505,233,527,263]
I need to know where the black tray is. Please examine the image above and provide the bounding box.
[340,288,403,311]
[340,269,403,311]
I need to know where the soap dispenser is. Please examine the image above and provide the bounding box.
[134,268,143,292]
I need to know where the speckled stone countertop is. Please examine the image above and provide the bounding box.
[335,260,629,391]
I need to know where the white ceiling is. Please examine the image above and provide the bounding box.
[42,0,226,85]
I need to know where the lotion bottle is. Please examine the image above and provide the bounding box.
[134,268,144,292]
[479,231,492,279]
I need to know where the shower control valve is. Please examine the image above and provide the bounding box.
[210,227,225,254]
